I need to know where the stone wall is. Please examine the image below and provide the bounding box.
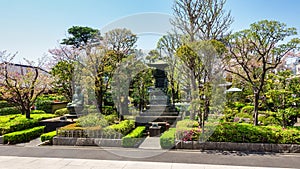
[175,141,300,153]
[53,137,122,147]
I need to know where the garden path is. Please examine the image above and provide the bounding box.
[139,136,161,149]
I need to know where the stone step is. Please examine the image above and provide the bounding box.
[135,116,181,125]
[140,112,179,116]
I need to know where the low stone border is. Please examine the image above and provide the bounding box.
[175,141,300,153]
[53,136,122,147]
[0,136,3,144]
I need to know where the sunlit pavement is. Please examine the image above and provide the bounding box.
[0,156,295,169]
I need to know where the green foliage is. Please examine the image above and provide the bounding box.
[61,26,100,47]
[221,107,239,122]
[160,128,176,149]
[240,105,254,114]
[0,100,14,108]
[0,114,56,135]
[50,61,74,101]
[54,108,70,116]
[76,113,108,128]
[40,131,56,144]
[104,114,118,125]
[209,123,300,144]
[31,110,46,114]
[122,126,145,147]
[176,119,199,128]
[0,107,21,115]
[103,106,116,115]
[35,94,67,114]
[3,126,45,144]
[104,120,135,135]
[235,112,252,119]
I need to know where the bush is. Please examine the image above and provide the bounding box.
[76,113,108,128]
[54,108,69,116]
[209,122,300,144]
[233,102,246,111]
[103,106,116,115]
[40,131,56,144]
[0,100,14,108]
[105,120,135,135]
[160,128,176,149]
[240,105,254,114]
[31,110,46,114]
[122,126,146,147]
[3,126,45,144]
[176,119,199,128]
[35,100,53,114]
[0,114,56,135]
[0,107,21,115]
[104,114,118,125]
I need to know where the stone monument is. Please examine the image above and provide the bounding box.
[67,85,84,116]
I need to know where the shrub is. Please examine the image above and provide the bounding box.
[103,106,116,115]
[122,126,146,147]
[208,122,300,144]
[104,114,118,125]
[54,108,69,116]
[160,128,176,149]
[3,126,45,144]
[233,102,246,111]
[0,107,21,115]
[0,100,14,108]
[40,131,56,144]
[176,119,198,128]
[240,105,254,114]
[76,113,108,128]
[105,120,135,135]
[35,100,53,114]
[31,110,46,114]
[0,114,56,135]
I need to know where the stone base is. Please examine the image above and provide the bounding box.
[175,141,300,153]
[53,137,122,147]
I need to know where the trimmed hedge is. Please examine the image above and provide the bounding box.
[0,107,21,115]
[40,131,56,144]
[3,126,45,144]
[104,120,135,135]
[31,110,47,114]
[160,128,176,149]
[0,101,14,109]
[122,126,146,147]
[0,114,56,135]
[36,100,53,114]
[54,108,69,116]
[176,119,199,128]
[240,105,254,114]
[209,123,300,144]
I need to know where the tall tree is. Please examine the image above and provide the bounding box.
[225,20,300,125]
[0,51,50,119]
[50,60,74,102]
[171,0,233,41]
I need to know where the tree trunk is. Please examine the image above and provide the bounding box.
[253,90,259,126]
[190,75,197,120]
[25,109,30,119]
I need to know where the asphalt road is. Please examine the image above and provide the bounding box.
[0,145,299,168]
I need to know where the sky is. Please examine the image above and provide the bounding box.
[0,0,300,64]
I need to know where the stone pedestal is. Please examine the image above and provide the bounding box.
[149,126,161,137]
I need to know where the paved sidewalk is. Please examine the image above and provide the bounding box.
[139,136,161,149]
[0,156,294,169]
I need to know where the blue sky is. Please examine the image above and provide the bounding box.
[0,0,299,63]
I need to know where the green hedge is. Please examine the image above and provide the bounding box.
[54,108,69,116]
[104,120,135,135]
[36,100,53,114]
[208,123,300,144]
[40,130,56,144]
[0,101,14,109]
[122,126,145,147]
[176,119,199,128]
[3,126,45,144]
[31,110,47,114]
[240,105,254,114]
[160,128,176,149]
[0,114,56,135]
[0,107,21,116]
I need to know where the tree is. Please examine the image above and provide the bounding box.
[157,33,182,105]
[50,60,75,102]
[0,51,50,119]
[61,26,101,49]
[225,20,300,125]
[145,50,160,63]
[171,0,233,41]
